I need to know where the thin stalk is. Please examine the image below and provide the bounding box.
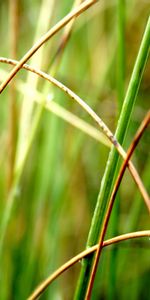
[28,231,150,300]
[74,16,150,299]
[0,0,97,93]
[86,111,150,299]
[49,0,82,71]
[127,157,150,233]
[117,158,150,299]
[0,57,149,208]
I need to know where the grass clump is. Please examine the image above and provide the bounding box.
[0,1,149,299]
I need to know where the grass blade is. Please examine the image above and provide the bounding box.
[74,16,150,299]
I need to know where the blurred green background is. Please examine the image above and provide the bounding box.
[0,0,149,299]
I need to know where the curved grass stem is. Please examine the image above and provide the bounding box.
[0,57,149,211]
[28,230,150,300]
[0,0,97,93]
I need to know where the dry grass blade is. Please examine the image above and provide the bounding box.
[0,57,149,211]
[86,111,150,299]
[28,230,150,300]
[0,0,97,93]
[50,0,82,69]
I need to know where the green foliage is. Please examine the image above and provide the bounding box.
[0,1,149,299]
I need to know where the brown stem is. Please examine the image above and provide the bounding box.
[49,0,82,70]
[28,230,150,300]
[86,111,150,299]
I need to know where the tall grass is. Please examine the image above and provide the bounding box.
[0,1,149,299]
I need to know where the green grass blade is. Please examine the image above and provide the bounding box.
[74,16,150,299]
[117,0,125,111]
[107,1,126,298]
